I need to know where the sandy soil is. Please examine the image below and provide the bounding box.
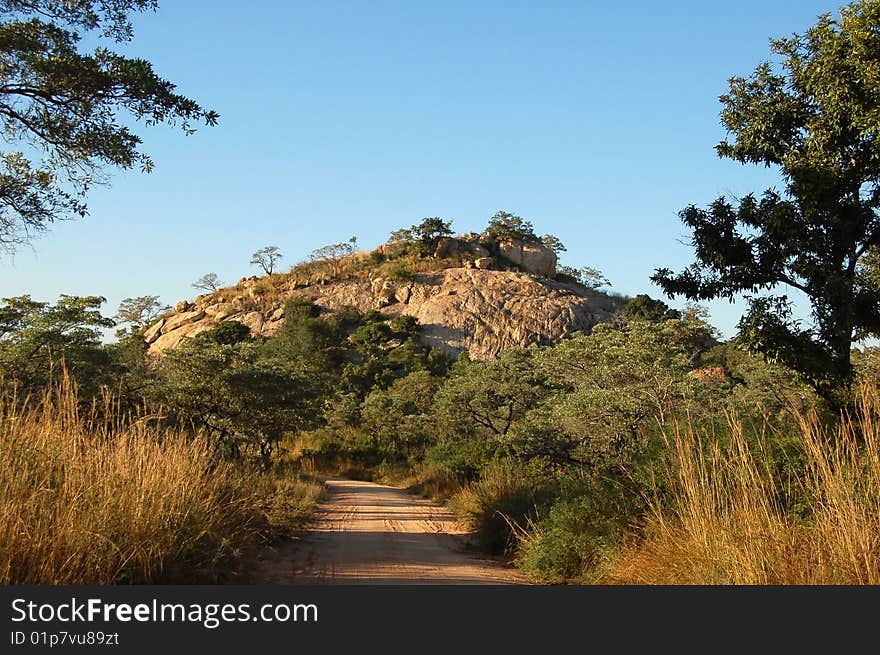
[252,478,525,584]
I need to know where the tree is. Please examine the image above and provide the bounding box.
[432,348,552,444]
[623,294,681,322]
[0,294,114,395]
[557,265,610,290]
[192,272,224,291]
[0,1,217,252]
[411,217,453,255]
[250,245,282,275]
[652,1,880,409]
[536,315,715,465]
[540,234,567,254]
[309,237,357,277]
[484,211,538,241]
[114,295,168,328]
[155,338,317,469]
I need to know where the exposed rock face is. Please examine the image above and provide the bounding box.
[433,237,458,259]
[146,267,619,359]
[498,238,557,277]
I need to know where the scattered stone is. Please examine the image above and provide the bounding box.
[474,257,493,270]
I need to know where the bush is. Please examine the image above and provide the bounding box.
[516,495,616,583]
[449,460,557,554]
[516,474,647,583]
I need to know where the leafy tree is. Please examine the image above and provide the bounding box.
[432,348,552,445]
[652,1,880,409]
[250,245,282,275]
[155,338,317,469]
[540,234,567,254]
[360,370,440,458]
[484,210,538,242]
[192,272,224,291]
[309,237,357,277]
[411,217,453,255]
[0,1,217,252]
[535,316,716,465]
[0,294,114,395]
[557,265,610,290]
[114,295,168,328]
[263,298,341,387]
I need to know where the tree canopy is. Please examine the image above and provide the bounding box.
[0,1,218,252]
[652,0,880,409]
[251,245,283,275]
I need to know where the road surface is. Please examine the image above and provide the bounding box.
[252,478,524,584]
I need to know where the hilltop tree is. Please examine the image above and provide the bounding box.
[0,1,218,252]
[652,1,880,409]
[309,237,357,277]
[192,272,224,291]
[485,211,538,242]
[557,265,610,290]
[411,217,453,255]
[115,295,168,328]
[540,234,567,254]
[250,245,282,275]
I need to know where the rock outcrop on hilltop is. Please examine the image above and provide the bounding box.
[143,228,618,359]
[145,267,619,360]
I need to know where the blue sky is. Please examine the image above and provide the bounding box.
[0,0,842,338]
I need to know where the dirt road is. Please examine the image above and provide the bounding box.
[253,478,524,584]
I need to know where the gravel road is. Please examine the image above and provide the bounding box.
[252,478,524,584]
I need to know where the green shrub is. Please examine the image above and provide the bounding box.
[517,494,620,583]
[450,460,557,554]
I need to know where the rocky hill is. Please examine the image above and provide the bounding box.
[143,233,622,360]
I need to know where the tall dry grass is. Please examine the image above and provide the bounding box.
[605,386,880,584]
[0,378,306,584]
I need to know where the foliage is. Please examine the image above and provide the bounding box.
[604,390,880,584]
[155,337,317,469]
[387,217,453,256]
[622,294,680,322]
[200,320,251,345]
[556,265,610,290]
[308,236,358,277]
[0,0,217,251]
[540,234,566,254]
[432,348,553,446]
[484,210,538,241]
[652,1,880,409]
[533,315,715,468]
[0,294,114,396]
[114,295,168,328]
[449,460,558,554]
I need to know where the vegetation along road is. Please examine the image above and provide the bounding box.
[253,479,524,584]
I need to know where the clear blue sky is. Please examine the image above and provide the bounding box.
[1,0,842,338]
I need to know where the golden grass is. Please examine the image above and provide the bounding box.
[0,378,321,584]
[605,387,880,584]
